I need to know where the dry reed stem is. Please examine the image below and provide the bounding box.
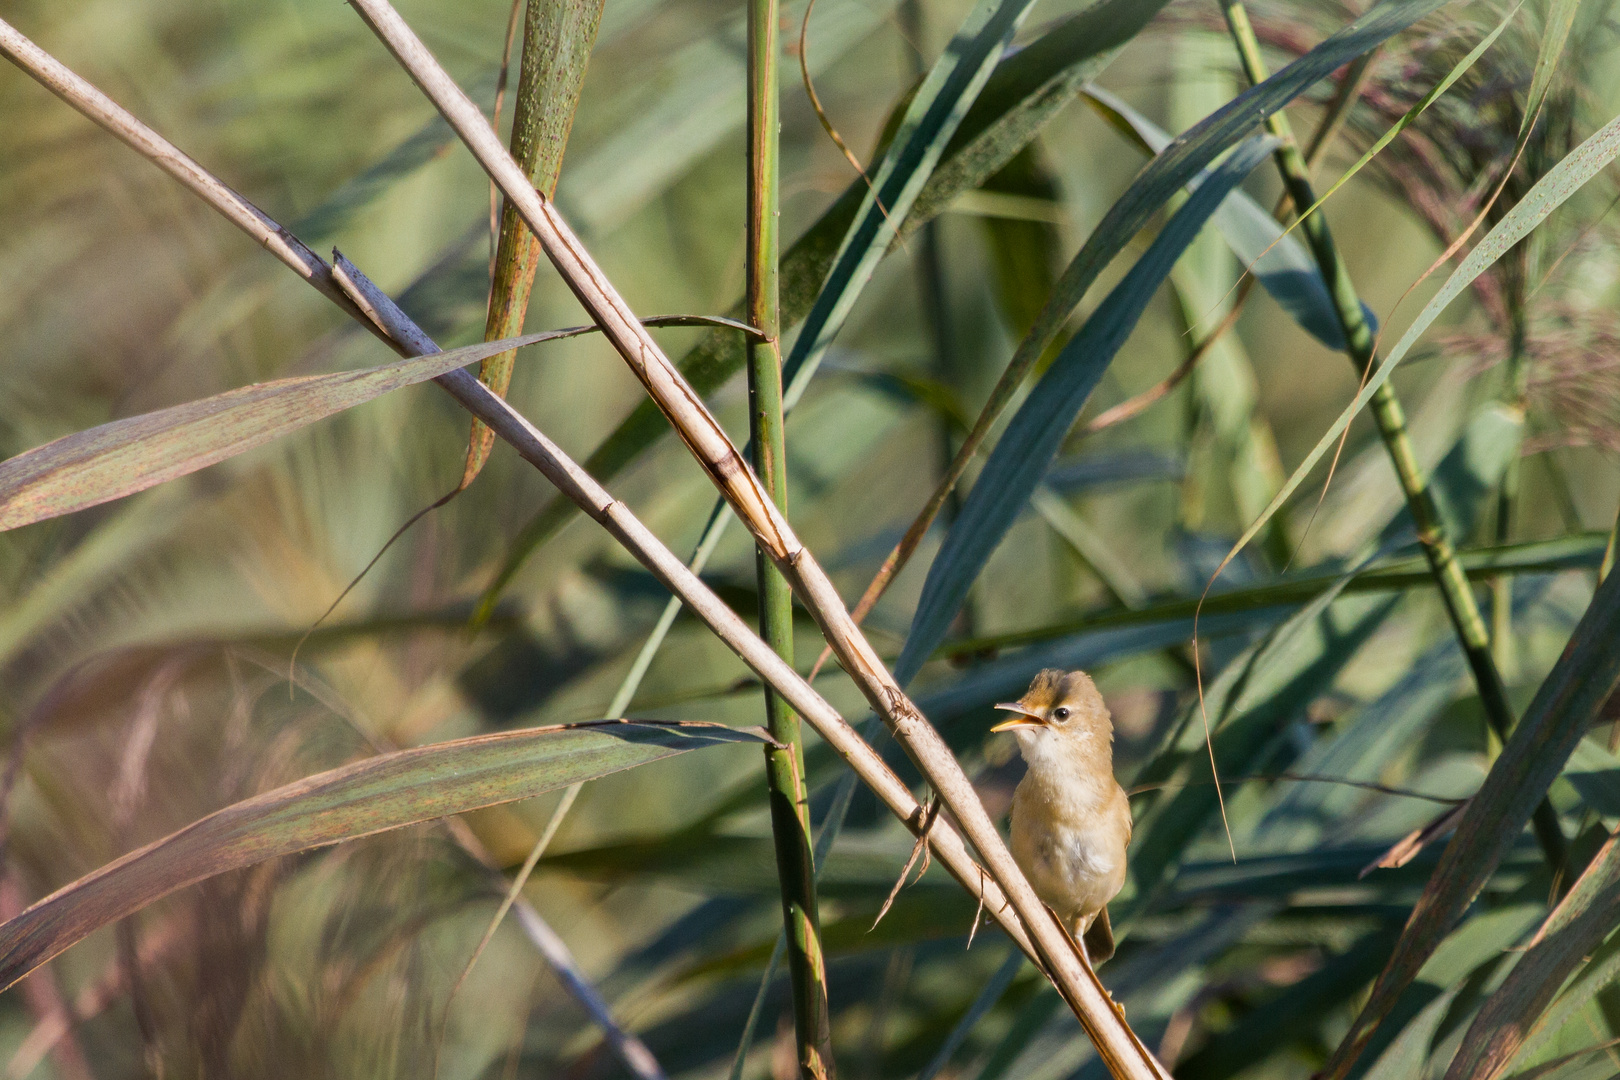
[0,22,632,1080]
[0,0,1037,980]
[338,7,1170,1075]
[1,12,1165,1075]
[331,255,1040,955]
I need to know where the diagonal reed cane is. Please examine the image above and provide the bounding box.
[0,18,1168,1079]
[337,4,1169,1075]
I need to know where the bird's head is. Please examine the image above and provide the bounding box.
[991,668,1112,768]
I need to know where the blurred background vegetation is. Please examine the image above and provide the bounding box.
[2,0,1620,1077]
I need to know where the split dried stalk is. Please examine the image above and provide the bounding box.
[464,0,605,485]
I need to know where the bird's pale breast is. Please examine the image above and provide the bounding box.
[1007,769,1129,926]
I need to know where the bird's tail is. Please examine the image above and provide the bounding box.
[1082,906,1115,966]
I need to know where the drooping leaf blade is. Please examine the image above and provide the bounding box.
[1079,83,1374,350]
[893,133,1278,686]
[968,0,1455,473]
[0,329,581,532]
[0,720,771,992]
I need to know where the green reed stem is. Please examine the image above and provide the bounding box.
[748,0,833,1073]
[1217,0,1567,876]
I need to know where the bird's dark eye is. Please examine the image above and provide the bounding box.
[1052,707,1071,721]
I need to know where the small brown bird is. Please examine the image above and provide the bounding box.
[992,668,1131,965]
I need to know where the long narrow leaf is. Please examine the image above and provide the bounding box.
[0,329,576,532]
[0,720,772,992]
[1444,831,1620,1080]
[979,0,1453,452]
[1503,928,1620,1077]
[1218,109,1620,583]
[478,0,1173,613]
[1324,563,1620,1080]
[1080,84,1371,350]
[1358,905,1548,1080]
[893,134,1277,685]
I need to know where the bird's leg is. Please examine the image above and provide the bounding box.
[1047,904,1128,1022]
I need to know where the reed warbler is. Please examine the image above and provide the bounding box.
[993,668,1130,965]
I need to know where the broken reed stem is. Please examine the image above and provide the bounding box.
[339,5,1170,1074]
[747,0,834,1072]
[1215,0,1567,876]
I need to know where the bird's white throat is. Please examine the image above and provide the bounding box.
[1013,724,1109,778]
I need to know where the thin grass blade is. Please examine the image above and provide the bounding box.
[1522,0,1579,143]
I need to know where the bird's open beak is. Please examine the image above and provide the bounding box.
[990,703,1046,732]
